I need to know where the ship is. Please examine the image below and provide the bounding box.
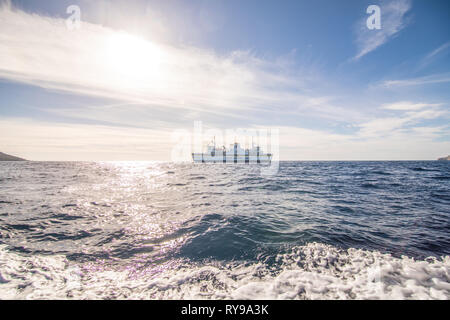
[192,139,272,164]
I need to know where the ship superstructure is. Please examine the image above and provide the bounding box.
[192,139,272,164]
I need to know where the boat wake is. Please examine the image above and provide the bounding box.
[1,242,448,300]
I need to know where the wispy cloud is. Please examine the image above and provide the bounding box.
[358,102,448,138]
[381,101,442,111]
[2,97,448,160]
[416,41,450,71]
[378,73,450,87]
[0,3,337,126]
[2,116,448,161]
[422,41,450,62]
[265,122,449,160]
[0,3,448,161]
[353,0,412,60]
[0,117,174,161]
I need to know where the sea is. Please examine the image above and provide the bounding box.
[0,161,449,299]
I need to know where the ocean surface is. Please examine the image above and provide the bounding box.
[0,161,449,299]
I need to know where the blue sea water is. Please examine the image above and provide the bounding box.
[0,161,449,299]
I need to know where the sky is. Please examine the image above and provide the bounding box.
[0,0,449,160]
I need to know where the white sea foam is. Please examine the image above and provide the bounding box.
[0,243,449,299]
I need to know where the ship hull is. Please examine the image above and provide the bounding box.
[192,153,272,164]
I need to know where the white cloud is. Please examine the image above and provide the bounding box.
[379,73,450,87]
[2,115,448,161]
[272,125,450,160]
[277,100,449,160]
[0,4,448,161]
[353,0,412,60]
[0,118,173,161]
[358,102,448,138]
[0,4,333,123]
[381,101,442,111]
[357,117,409,138]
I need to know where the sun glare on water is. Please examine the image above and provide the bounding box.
[106,32,165,88]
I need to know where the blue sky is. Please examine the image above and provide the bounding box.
[0,0,449,160]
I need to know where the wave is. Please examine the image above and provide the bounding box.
[361,183,381,189]
[410,167,440,172]
[368,170,392,175]
[430,176,450,180]
[1,243,448,300]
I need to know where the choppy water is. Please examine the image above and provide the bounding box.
[0,161,449,299]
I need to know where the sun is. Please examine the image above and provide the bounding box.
[106,32,164,88]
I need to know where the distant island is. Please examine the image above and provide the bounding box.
[437,155,450,161]
[0,152,26,161]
